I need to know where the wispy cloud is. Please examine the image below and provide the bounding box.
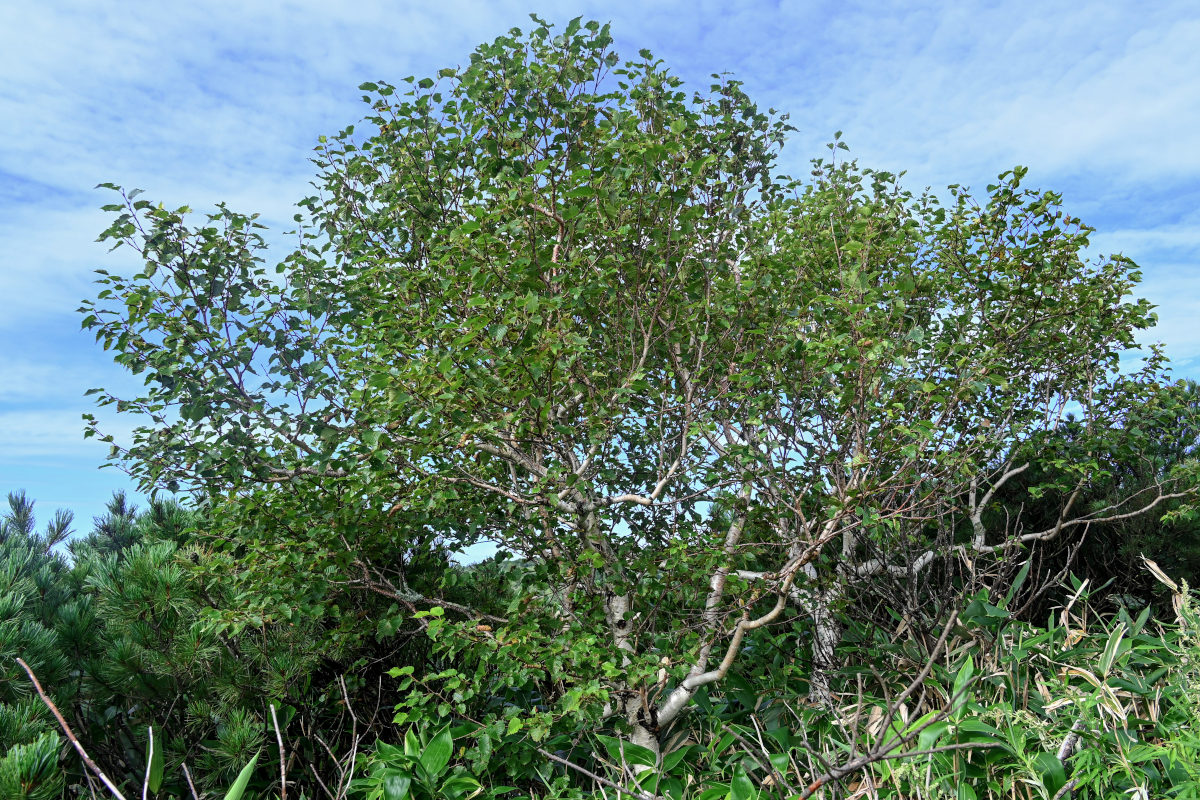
[1,0,1197,527]
[0,408,130,459]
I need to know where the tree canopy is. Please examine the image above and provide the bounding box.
[81,15,1198,769]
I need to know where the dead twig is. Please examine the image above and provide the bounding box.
[271,703,288,800]
[16,658,127,800]
[181,763,200,800]
[142,727,154,800]
[799,611,988,799]
[537,748,656,800]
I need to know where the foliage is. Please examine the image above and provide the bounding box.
[984,380,1200,617]
[80,16,1196,772]
[0,732,63,800]
[355,726,483,800]
[0,493,85,798]
[2,491,419,797]
[0,12,1181,800]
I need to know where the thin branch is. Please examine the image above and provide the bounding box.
[181,763,200,800]
[16,658,128,800]
[309,763,336,800]
[1050,777,1080,800]
[529,202,567,264]
[1056,718,1086,762]
[271,703,288,800]
[797,611,962,799]
[537,748,656,800]
[659,508,851,724]
[142,727,153,800]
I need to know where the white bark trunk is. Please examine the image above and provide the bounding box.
[625,706,661,772]
[807,581,844,708]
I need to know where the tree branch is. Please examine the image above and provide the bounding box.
[17,658,128,800]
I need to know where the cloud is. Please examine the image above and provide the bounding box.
[692,3,1200,193]
[1,0,1197,530]
[0,359,78,402]
[1092,214,1200,256]
[0,408,130,459]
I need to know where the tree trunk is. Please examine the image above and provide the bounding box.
[624,701,661,772]
[807,583,844,708]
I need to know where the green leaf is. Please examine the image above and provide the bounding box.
[440,775,482,800]
[730,768,756,800]
[1098,625,1126,678]
[383,774,412,800]
[919,721,950,751]
[597,735,657,768]
[1033,751,1067,795]
[696,785,730,800]
[222,752,259,800]
[420,727,453,778]
[951,655,974,720]
[662,746,693,773]
[1002,558,1032,608]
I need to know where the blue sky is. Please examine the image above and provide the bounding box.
[2,1,1198,535]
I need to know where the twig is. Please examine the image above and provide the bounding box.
[309,763,336,800]
[798,611,967,799]
[16,658,128,800]
[876,611,959,740]
[1050,777,1080,800]
[719,717,796,796]
[1056,718,1086,762]
[343,734,360,799]
[752,714,799,796]
[142,727,154,800]
[338,675,359,726]
[537,748,656,800]
[181,763,200,800]
[271,704,288,800]
[871,741,1004,761]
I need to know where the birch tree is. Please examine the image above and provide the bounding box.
[83,16,1196,761]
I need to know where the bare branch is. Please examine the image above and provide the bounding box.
[537,748,656,800]
[797,611,965,799]
[16,658,127,800]
[271,703,288,800]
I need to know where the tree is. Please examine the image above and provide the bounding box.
[68,490,140,559]
[82,16,1196,763]
[0,493,83,799]
[979,379,1200,617]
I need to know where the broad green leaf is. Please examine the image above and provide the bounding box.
[662,745,693,773]
[420,727,453,778]
[146,726,164,794]
[383,774,412,800]
[222,753,259,800]
[404,729,420,758]
[440,775,482,800]
[597,735,658,768]
[1032,751,1067,796]
[730,768,756,800]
